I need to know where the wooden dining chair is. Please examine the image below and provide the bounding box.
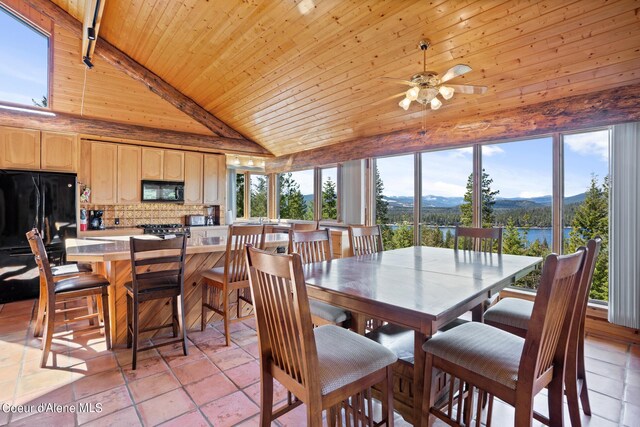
[348,225,384,256]
[484,238,602,426]
[201,225,265,346]
[126,235,188,370]
[289,229,350,327]
[26,229,111,368]
[291,221,319,231]
[454,226,503,254]
[245,245,398,426]
[421,247,587,427]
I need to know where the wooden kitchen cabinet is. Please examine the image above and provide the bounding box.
[141,147,163,180]
[90,142,117,204]
[203,154,226,205]
[0,126,41,169]
[41,131,78,172]
[184,152,203,204]
[164,150,184,181]
[117,145,141,204]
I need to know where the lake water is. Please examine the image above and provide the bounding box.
[388,225,571,245]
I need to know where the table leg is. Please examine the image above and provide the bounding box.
[413,330,427,427]
[471,301,484,322]
[351,312,366,335]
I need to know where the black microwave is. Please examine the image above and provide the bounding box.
[141,180,184,203]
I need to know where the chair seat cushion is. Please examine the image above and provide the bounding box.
[315,325,397,395]
[54,274,109,294]
[51,263,92,276]
[201,267,224,283]
[423,322,524,390]
[309,300,350,324]
[124,277,179,293]
[484,298,533,331]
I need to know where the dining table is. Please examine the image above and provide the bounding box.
[302,245,542,426]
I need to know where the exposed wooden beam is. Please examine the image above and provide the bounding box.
[24,0,251,142]
[0,106,271,155]
[266,83,640,172]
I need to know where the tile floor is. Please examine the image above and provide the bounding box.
[0,299,638,426]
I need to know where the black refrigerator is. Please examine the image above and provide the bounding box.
[0,170,77,303]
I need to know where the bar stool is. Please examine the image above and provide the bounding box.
[126,235,188,370]
[26,229,111,368]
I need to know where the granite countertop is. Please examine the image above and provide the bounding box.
[66,233,289,262]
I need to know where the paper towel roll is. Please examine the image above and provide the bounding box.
[225,210,234,224]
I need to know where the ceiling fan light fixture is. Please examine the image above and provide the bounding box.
[439,85,455,100]
[430,97,442,110]
[406,86,420,101]
[233,156,241,166]
[247,158,255,166]
[399,97,411,111]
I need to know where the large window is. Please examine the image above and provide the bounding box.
[563,130,610,302]
[249,174,268,218]
[0,7,49,107]
[420,148,472,248]
[374,155,414,250]
[321,167,338,220]
[279,170,314,220]
[235,173,245,218]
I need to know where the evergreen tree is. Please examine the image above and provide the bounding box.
[421,226,444,247]
[460,170,500,227]
[32,95,47,108]
[235,174,244,218]
[444,229,454,248]
[566,176,609,301]
[375,165,389,225]
[503,218,527,255]
[278,173,308,220]
[250,175,268,217]
[389,222,413,250]
[321,177,338,220]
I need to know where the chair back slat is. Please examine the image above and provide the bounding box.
[454,226,503,254]
[26,229,55,297]
[129,235,187,291]
[348,225,384,256]
[519,247,587,385]
[289,229,333,265]
[246,245,318,390]
[291,221,319,231]
[225,225,266,283]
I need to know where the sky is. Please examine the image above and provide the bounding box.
[0,7,49,106]
[375,131,609,199]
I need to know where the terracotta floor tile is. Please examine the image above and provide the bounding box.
[136,388,196,426]
[114,347,159,367]
[11,384,75,422]
[7,408,75,427]
[0,344,25,367]
[627,369,640,386]
[187,327,224,345]
[241,342,260,359]
[16,368,73,398]
[586,371,625,399]
[184,372,238,406]
[585,357,626,381]
[585,345,628,366]
[82,406,141,427]
[158,409,209,427]
[0,362,21,384]
[274,402,309,427]
[122,355,170,382]
[76,385,133,425]
[172,358,220,385]
[128,371,181,403]
[587,390,622,423]
[159,342,206,368]
[586,334,629,353]
[623,402,640,427]
[200,390,259,427]
[73,369,126,400]
[230,328,258,347]
[214,320,250,334]
[624,383,640,403]
[63,353,118,376]
[225,361,260,388]
[244,380,289,406]
[208,347,254,371]
[242,318,257,330]
[0,379,17,403]
[197,336,238,356]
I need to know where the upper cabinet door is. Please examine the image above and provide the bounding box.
[90,142,117,204]
[0,127,41,170]
[164,150,184,181]
[184,152,203,204]
[41,131,78,172]
[203,154,226,205]
[141,147,164,180]
[117,145,141,204]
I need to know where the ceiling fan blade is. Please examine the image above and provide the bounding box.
[379,77,416,86]
[372,92,407,105]
[440,64,472,83]
[447,84,488,95]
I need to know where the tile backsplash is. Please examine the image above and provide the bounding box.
[81,203,208,227]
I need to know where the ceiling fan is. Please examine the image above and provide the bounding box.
[382,40,487,112]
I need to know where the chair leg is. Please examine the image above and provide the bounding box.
[132,296,139,370]
[177,294,188,356]
[201,283,207,332]
[34,293,46,337]
[96,294,104,324]
[547,371,565,427]
[383,365,394,427]
[564,350,581,427]
[421,353,436,427]
[578,333,591,415]
[87,295,96,326]
[223,288,230,346]
[260,366,274,427]
[126,294,133,349]
[172,296,179,338]
[236,289,241,320]
[513,398,534,427]
[306,407,323,427]
[40,300,55,368]
[101,289,111,350]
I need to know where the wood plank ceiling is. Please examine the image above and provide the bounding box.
[50,0,640,157]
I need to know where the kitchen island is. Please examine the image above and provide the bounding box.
[66,234,289,346]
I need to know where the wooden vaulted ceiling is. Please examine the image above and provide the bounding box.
[46,0,640,157]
